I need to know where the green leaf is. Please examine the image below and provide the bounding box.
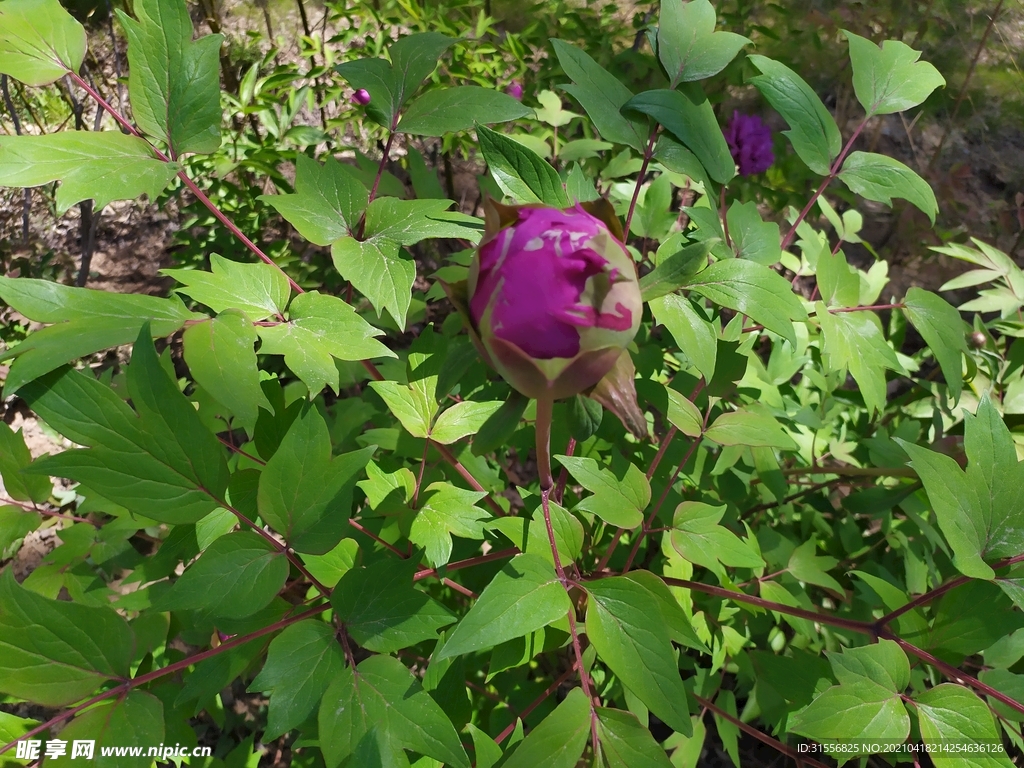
[747,55,841,176]
[621,570,707,652]
[26,331,229,523]
[331,236,416,329]
[477,125,569,206]
[903,287,967,401]
[554,455,649,529]
[585,575,692,735]
[429,400,504,445]
[787,539,843,592]
[597,707,673,768]
[472,391,528,455]
[335,32,455,129]
[727,201,781,266]
[901,393,1019,581]
[828,639,910,693]
[467,723,503,768]
[318,655,470,768]
[397,86,532,135]
[249,619,346,740]
[838,151,938,222]
[913,685,1014,768]
[156,530,288,618]
[817,302,903,416]
[843,31,945,116]
[705,407,797,450]
[258,403,373,552]
[622,88,735,184]
[0,131,177,214]
[258,290,393,395]
[332,558,455,653]
[260,155,367,246]
[437,554,571,659]
[790,679,910,746]
[640,239,714,303]
[979,669,1024,721]
[657,0,749,85]
[665,388,704,437]
[364,197,482,245]
[0,505,41,553]
[369,379,437,439]
[49,691,163,768]
[501,688,591,768]
[0,0,85,86]
[551,39,648,151]
[163,254,290,321]
[817,246,861,308]
[685,259,807,346]
[0,711,37,745]
[0,422,51,503]
[183,310,270,430]
[567,394,603,442]
[670,501,763,577]
[0,570,134,706]
[117,0,222,155]
[650,294,717,382]
[411,482,490,567]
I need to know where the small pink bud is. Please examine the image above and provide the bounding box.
[505,81,524,101]
[351,88,371,106]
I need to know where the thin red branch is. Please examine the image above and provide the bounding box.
[494,666,578,745]
[623,126,661,236]
[348,518,407,558]
[0,603,328,755]
[413,547,518,581]
[432,440,504,516]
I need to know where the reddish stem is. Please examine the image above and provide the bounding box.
[413,547,519,581]
[623,126,661,237]
[494,666,577,745]
[348,518,407,558]
[432,441,505,516]
[554,437,575,504]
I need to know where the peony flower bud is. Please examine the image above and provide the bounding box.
[724,111,774,176]
[351,88,371,106]
[463,201,642,401]
[505,80,524,101]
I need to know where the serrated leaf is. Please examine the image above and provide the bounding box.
[657,0,749,85]
[257,403,373,552]
[0,570,134,706]
[0,422,51,503]
[902,287,967,401]
[913,685,1014,768]
[397,85,532,135]
[705,408,797,449]
[437,554,571,659]
[838,151,937,222]
[0,0,85,86]
[163,253,290,321]
[585,575,692,735]
[685,259,807,346]
[331,236,415,329]
[477,125,569,206]
[260,155,367,245]
[502,688,591,768]
[554,455,649,529]
[670,501,763,577]
[899,395,1024,579]
[183,310,270,430]
[257,291,394,395]
[156,530,288,618]
[817,302,903,416]
[622,88,735,184]
[748,55,841,176]
[318,655,470,768]
[332,558,455,653]
[411,482,490,567]
[843,31,945,116]
[551,39,648,151]
[117,0,222,155]
[249,619,346,740]
[0,131,177,214]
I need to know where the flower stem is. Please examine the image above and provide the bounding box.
[535,395,555,490]
[623,126,660,237]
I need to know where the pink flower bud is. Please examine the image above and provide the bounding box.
[465,201,641,400]
[351,88,371,106]
[505,81,524,101]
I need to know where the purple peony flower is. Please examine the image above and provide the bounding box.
[724,111,774,176]
[465,201,641,400]
[505,81,524,101]
[351,88,371,106]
